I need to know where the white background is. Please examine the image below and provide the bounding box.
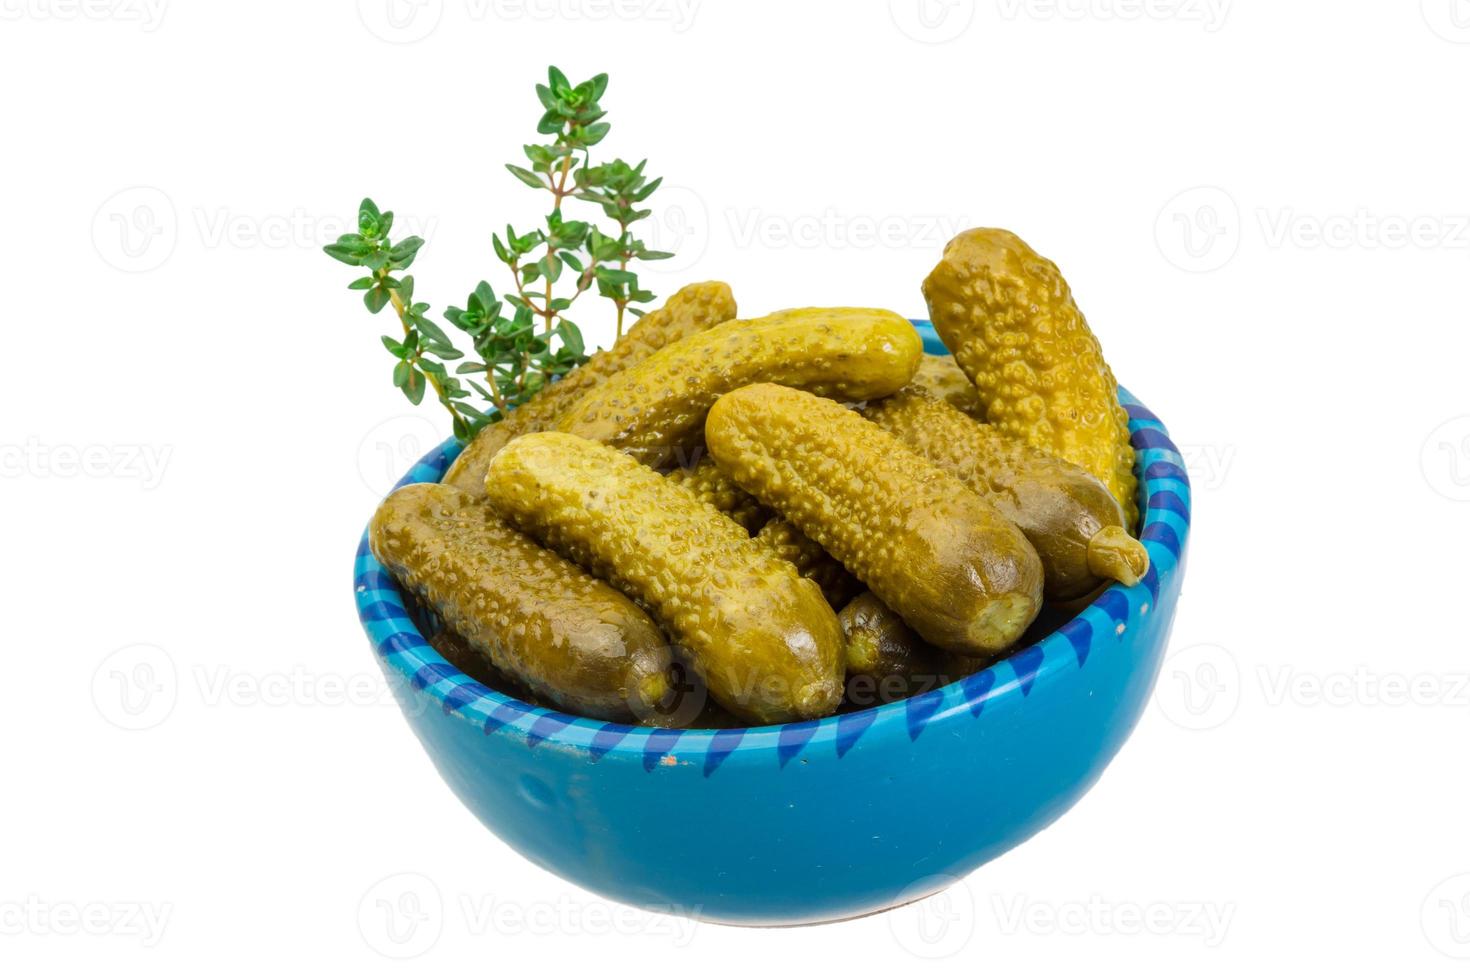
[3,0,1469,974]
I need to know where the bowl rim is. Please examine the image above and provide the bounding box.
[353,319,1192,766]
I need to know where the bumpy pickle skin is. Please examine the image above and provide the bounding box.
[662,459,858,605]
[754,518,862,609]
[705,384,1044,657]
[556,307,923,466]
[922,229,1139,528]
[912,353,985,419]
[664,456,770,533]
[442,281,737,493]
[369,484,673,722]
[862,385,1148,600]
[484,432,845,724]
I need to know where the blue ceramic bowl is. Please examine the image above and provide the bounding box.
[354,320,1191,925]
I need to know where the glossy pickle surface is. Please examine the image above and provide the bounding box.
[753,518,862,609]
[922,229,1139,527]
[863,384,1147,600]
[484,431,845,724]
[556,307,923,466]
[705,383,1044,657]
[664,455,770,534]
[911,353,985,419]
[837,591,985,708]
[662,457,856,606]
[369,483,672,722]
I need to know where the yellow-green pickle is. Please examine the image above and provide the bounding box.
[837,592,980,707]
[753,518,862,609]
[556,307,923,466]
[662,458,857,606]
[863,385,1149,600]
[442,280,737,493]
[911,353,985,419]
[664,455,770,533]
[370,483,673,722]
[706,383,1044,657]
[637,661,747,730]
[922,229,1139,527]
[839,591,927,679]
[484,431,845,724]
[427,627,551,707]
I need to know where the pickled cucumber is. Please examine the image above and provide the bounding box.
[665,456,769,533]
[427,626,498,685]
[705,384,1044,657]
[427,626,547,706]
[443,280,737,493]
[637,659,747,730]
[484,432,845,724]
[839,590,927,679]
[663,458,859,605]
[427,625,480,675]
[369,483,672,722]
[863,385,1149,600]
[556,307,923,466]
[754,518,862,609]
[912,353,984,419]
[837,592,981,707]
[922,229,1139,527]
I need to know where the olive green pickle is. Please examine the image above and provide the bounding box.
[370,483,673,722]
[863,385,1149,600]
[706,383,1044,657]
[485,432,845,724]
[556,307,922,466]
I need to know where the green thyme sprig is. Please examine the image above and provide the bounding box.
[577,158,671,337]
[324,67,670,440]
[496,68,667,370]
[442,279,583,416]
[323,200,488,440]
